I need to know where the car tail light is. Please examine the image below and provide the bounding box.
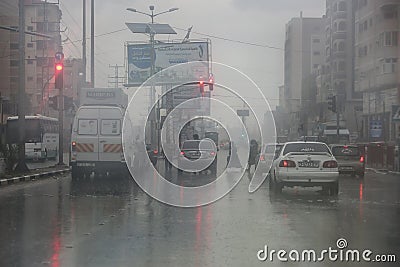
[210,151,216,156]
[180,151,185,155]
[323,160,338,168]
[259,154,265,161]
[153,149,158,154]
[360,156,365,163]
[71,141,76,151]
[279,160,296,167]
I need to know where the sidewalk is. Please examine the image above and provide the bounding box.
[0,153,70,186]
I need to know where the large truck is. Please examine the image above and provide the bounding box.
[70,88,128,179]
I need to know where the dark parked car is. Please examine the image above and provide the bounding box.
[330,144,365,178]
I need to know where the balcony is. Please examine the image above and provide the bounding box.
[332,50,346,59]
[379,0,399,10]
[333,11,347,20]
[332,31,346,41]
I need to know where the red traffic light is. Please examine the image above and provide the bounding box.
[55,63,63,71]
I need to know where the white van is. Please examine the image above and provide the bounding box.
[70,105,127,179]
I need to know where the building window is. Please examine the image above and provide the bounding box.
[313,51,321,56]
[27,76,34,82]
[10,60,19,67]
[338,42,345,51]
[363,21,368,31]
[383,10,398,19]
[358,46,368,57]
[384,31,398,46]
[313,64,319,69]
[27,26,33,31]
[338,61,345,71]
[338,21,346,31]
[382,58,397,74]
[313,38,320,43]
[333,3,338,12]
[10,43,18,50]
[27,59,34,64]
[27,43,34,48]
[338,1,346,11]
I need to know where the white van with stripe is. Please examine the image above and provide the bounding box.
[70,88,128,179]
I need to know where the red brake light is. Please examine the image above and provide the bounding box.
[153,149,158,154]
[210,151,216,156]
[323,160,338,168]
[180,151,185,155]
[279,160,296,167]
[72,141,76,146]
[360,156,364,163]
[260,154,265,161]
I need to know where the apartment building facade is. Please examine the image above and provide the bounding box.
[354,0,400,142]
[283,13,326,139]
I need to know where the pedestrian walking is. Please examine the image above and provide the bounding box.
[247,139,259,172]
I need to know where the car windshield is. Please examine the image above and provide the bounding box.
[331,146,359,156]
[264,144,283,154]
[283,143,331,155]
[182,140,214,150]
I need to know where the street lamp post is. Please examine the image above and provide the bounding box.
[126,5,178,146]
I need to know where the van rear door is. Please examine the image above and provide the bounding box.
[75,108,99,162]
[98,108,123,162]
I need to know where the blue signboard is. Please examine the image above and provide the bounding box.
[370,120,382,138]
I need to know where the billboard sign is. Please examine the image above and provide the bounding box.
[127,42,209,85]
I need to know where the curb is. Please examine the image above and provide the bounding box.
[366,168,400,175]
[0,167,70,186]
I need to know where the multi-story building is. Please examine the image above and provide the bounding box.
[0,0,62,117]
[0,0,19,119]
[354,0,400,142]
[25,0,62,115]
[284,13,326,139]
[317,0,363,137]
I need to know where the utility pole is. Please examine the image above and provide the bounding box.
[15,0,28,172]
[336,96,340,142]
[90,0,94,87]
[82,0,86,84]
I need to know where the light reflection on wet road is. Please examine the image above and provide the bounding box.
[0,170,399,267]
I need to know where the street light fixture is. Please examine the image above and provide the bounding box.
[126,6,179,24]
[126,5,178,146]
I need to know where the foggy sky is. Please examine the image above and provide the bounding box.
[61,0,324,109]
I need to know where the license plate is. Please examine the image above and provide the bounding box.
[340,166,353,170]
[298,161,319,168]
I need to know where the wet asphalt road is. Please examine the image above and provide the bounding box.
[0,164,399,266]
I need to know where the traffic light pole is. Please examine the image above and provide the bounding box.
[58,85,64,165]
[55,52,65,166]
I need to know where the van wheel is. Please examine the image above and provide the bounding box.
[71,166,82,181]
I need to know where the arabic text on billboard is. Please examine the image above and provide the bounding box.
[127,42,209,85]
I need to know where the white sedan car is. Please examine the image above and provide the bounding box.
[270,141,339,195]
